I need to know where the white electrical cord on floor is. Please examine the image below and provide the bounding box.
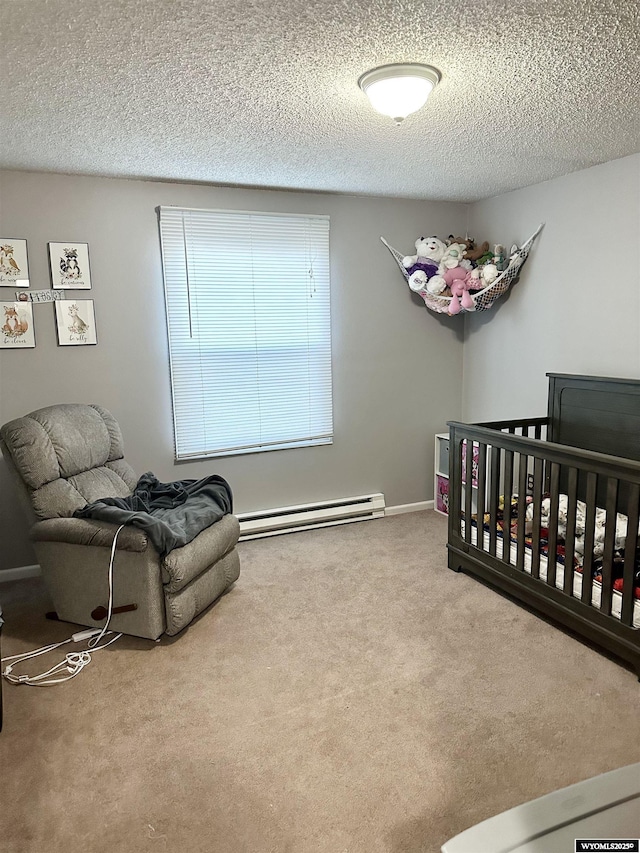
[1,524,126,687]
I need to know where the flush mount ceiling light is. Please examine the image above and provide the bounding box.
[358,63,441,125]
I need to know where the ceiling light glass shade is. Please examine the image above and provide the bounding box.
[358,63,441,124]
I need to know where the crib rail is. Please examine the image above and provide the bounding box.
[446,419,640,674]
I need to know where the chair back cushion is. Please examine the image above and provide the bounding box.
[0,404,137,520]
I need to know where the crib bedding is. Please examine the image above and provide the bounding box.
[474,492,640,600]
[461,520,640,629]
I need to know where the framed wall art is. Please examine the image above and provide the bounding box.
[0,239,30,288]
[54,299,97,346]
[48,241,92,290]
[1,301,35,348]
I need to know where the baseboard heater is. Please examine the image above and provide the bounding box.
[237,493,385,540]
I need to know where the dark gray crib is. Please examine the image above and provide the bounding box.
[447,373,640,677]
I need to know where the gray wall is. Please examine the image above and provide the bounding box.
[463,153,640,421]
[0,170,467,570]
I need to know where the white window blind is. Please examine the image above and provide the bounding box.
[159,206,333,459]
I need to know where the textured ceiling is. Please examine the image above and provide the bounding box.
[1,0,639,201]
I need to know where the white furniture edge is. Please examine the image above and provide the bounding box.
[0,564,41,582]
[441,762,640,853]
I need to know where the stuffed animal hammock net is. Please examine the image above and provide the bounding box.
[381,224,543,315]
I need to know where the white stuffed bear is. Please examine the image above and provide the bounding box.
[478,263,499,285]
[402,236,447,270]
[467,263,499,290]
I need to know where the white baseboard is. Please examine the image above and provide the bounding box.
[0,564,41,582]
[385,500,433,515]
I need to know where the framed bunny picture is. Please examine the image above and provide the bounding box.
[54,299,97,346]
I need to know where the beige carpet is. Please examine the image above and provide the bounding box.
[0,511,638,853]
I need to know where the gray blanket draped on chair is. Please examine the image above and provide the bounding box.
[75,472,233,556]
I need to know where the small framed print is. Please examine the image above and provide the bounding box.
[48,241,92,289]
[0,239,30,288]
[55,299,97,346]
[1,301,35,348]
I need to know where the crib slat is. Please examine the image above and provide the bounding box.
[621,483,639,627]
[546,463,560,588]
[530,457,544,580]
[502,449,514,565]
[476,442,487,547]
[534,423,542,440]
[600,477,619,617]
[451,430,463,542]
[462,441,472,546]
[517,454,528,573]
[563,467,578,596]
[464,440,473,545]
[581,473,598,606]
[488,445,501,557]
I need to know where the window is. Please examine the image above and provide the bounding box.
[158,206,333,459]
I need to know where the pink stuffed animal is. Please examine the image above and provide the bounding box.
[441,267,483,314]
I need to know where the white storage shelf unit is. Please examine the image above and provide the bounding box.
[434,432,481,516]
[434,432,450,516]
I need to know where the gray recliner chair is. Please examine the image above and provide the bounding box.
[0,404,240,640]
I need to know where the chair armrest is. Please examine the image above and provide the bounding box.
[162,514,240,590]
[31,517,149,552]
